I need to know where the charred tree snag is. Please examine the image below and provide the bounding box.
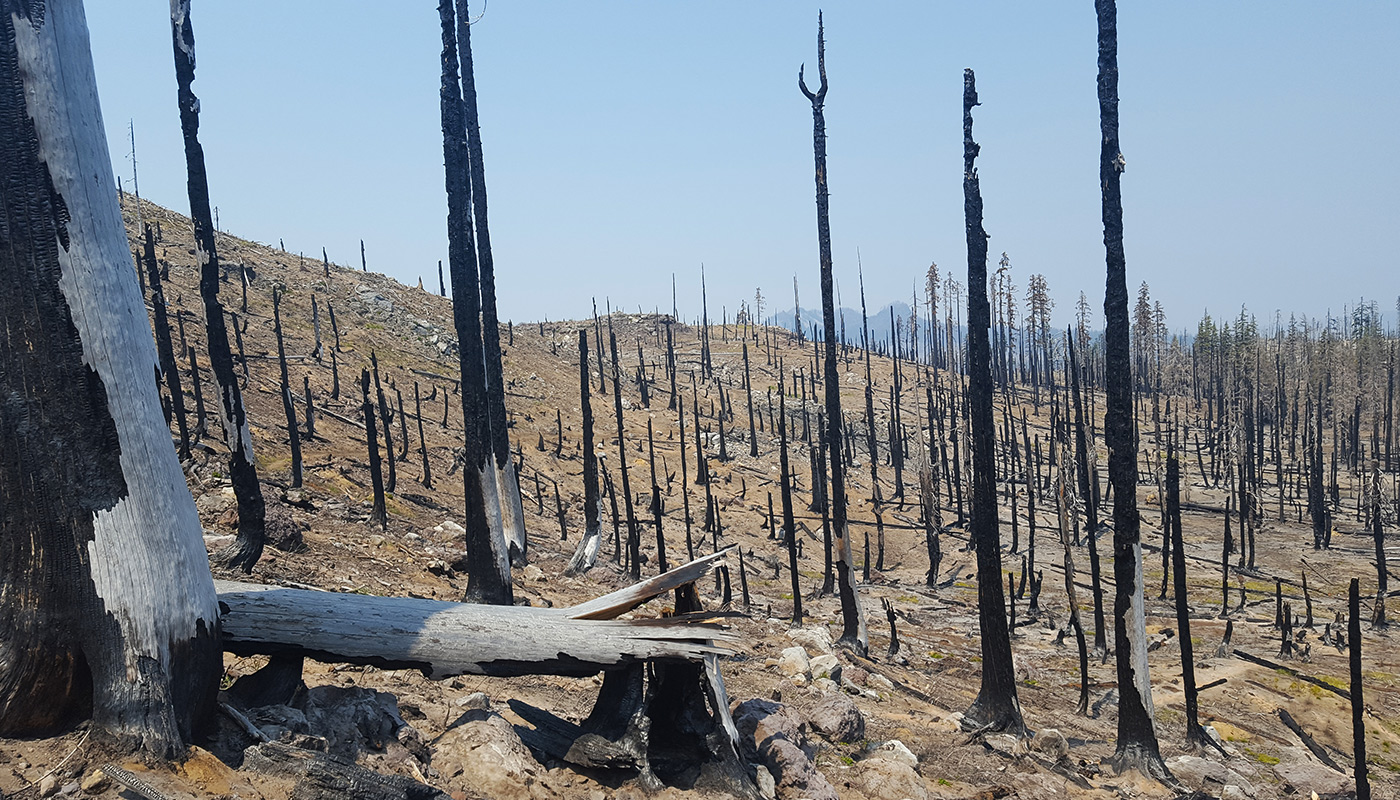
[1350,577,1372,800]
[303,376,316,439]
[1096,0,1171,782]
[959,68,1024,736]
[415,382,432,489]
[779,390,803,626]
[0,0,220,752]
[610,329,642,580]
[143,225,190,461]
[456,0,527,568]
[172,0,266,572]
[743,342,758,457]
[1371,462,1387,626]
[1167,443,1210,748]
[1069,331,1108,657]
[438,0,511,605]
[272,289,303,488]
[567,331,605,575]
[181,315,208,438]
[800,13,866,653]
[371,352,396,494]
[362,370,388,531]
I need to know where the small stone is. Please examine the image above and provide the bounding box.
[439,519,465,534]
[788,626,835,655]
[79,768,109,793]
[867,739,918,767]
[1031,727,1069,762]
[775,646,810,678]
[404,532,422,541]
[522,564,545,581]
[867,672,894,693]
[369,534,386,546]
[38,774,58,797]
[809,653,839,679]
[456,691,490,711]
[755,764,777,799]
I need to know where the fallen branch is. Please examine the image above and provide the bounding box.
[1234,650,1349,700]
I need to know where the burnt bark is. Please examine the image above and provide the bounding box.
[1351,577,1371,800]
[779,389,803,626]
[959,68,1023,736]
[272,288,302,488]
[1,0,220,752]
[172,0,266,572]
[143,225,190,460]
[799,13,865,652]
[1096,0,1170,781]
[438,0,511,604]
[362,370,387,531]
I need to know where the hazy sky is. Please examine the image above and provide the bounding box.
[85,2,1398,333]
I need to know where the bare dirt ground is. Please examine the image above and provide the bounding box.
[1,200,1394,799]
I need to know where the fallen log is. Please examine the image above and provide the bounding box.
[215,568,734,678]
[1234,649,1350,700]
[1277,708,1344,772]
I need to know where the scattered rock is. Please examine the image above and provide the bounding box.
[1030,728,1069,762]
[438,519,466,535]
[79,768,109,793]
[456,691,490,711]
[775,646,810,678]
[433,710,545,800]
[802,692,864,744]
[732,698,839,800]
[522,564,545,582]
[1272,748,1353,796]
[1166,754,1256,797]
[809,654,839,679]
[38,774,58,797]
[852,756,929,800]
[866,672,894,693]
[755,764,777,799]
[866,739,918,767]
[788,626,834,656]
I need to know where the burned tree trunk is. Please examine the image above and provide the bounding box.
[370,352,396,494]
[779,389,803,626]
[362,370,388,531]
[1167,442,1207,746]
[567,331,606,575]
[1096,0,1171,781]
[799,13,866,652]
[1069,331,1109,657]
[1350,577,1372,800]
[744,342,759,457]
[959,68,1024,735]
[172,0,266,572]
[272,289,303,488]
[143,225,191,461]
[415,382,432,489]
[1,0,220,752]
[438,0,512,604]
[456,0,527,567]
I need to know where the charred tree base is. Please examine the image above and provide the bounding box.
[512,656,757,799]
[1106,741,1178,789]
[960,694,1028,740]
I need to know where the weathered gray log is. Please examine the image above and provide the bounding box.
[214,550,736,678]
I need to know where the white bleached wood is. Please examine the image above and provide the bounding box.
[214,581,733,678]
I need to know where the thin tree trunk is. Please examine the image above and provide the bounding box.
[362,370,387,531]
[566,337,603,576]
[438,0,511,604]
[456,0,527,568]
[143,225,191,460]
[779,390,803,626]
[1096,0,1170,781]
[172,0,266,572]
[958,68,1024,735]
[800,14,865,652]
[415,382,432,489]
[272,289,302,488]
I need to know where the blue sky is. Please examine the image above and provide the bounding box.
[85,2,1399,333]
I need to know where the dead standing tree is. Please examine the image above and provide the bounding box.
[960,68,1025,736]
[143,225,191,461]
[1096,0,1172,782]
[457,0,528,567]
[800,13,866,652]
[438,0,511,604]
[171,0,266,572]
[0,0,221,752]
